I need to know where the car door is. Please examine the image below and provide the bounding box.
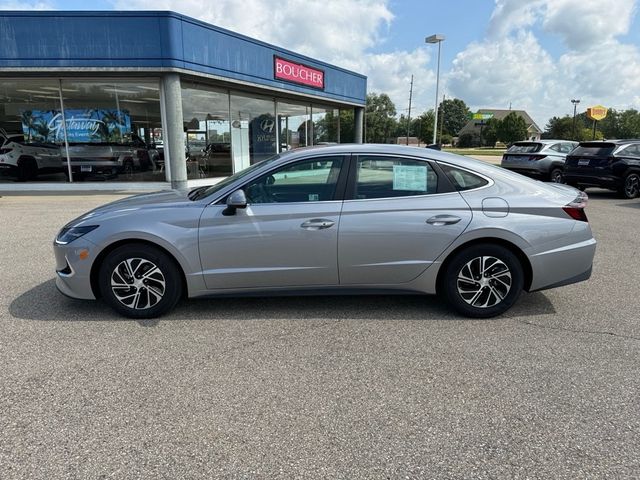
[198,155,347,290]
[338,155,472,285]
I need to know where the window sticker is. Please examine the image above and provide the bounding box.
[393,165,428,191]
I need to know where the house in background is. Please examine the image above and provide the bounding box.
[457,109,542,146]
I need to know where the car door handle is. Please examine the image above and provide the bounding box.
[426,215,462,226]
[301,218,335,230]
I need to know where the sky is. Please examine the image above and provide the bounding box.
[3,0,640,129]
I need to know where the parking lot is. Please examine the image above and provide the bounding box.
[0,190,639,479]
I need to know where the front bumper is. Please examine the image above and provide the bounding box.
[53,237,99,300]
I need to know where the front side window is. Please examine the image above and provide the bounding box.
[354,156,438,199]
[244,156,343,204]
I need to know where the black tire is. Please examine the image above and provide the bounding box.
[442,244,524,318]
[618,172,640,199]
[98,244,183,319]
[16,157,38,182]
[549,167,564,183]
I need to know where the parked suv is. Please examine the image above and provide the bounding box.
[501,140,578,183]
[0,129,62,181]
[564,140,640,199]
[65,142,154,179]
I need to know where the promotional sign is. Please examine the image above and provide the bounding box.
[274,56,325,90]
[249,114,277,161]
[21,109,131,143]
[586,105,608,121]
[470,112,494,120]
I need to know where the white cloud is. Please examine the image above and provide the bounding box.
[449,0,640,126]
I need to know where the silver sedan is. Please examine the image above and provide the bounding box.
[53,144,596,319]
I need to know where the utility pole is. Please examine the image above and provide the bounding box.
[571,99,580,140]
[438,93,445,145]
[406,74,413,145]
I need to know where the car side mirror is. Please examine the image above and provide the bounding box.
[223,189,247,216]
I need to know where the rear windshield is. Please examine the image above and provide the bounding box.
[571,143,616,157]
[506,143,542,154]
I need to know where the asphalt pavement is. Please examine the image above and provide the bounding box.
[0,191,639,479]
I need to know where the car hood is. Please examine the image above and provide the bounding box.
[66,190,195,227]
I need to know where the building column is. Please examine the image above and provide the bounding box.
[161,73,187,190]
[354,107,364,143]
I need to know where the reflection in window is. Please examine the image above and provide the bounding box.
[0,79,65,182]
[60,80,162,182]
[312,105,339,144]
[182,83,231,177]
[244,156,343,203]
[277,101,311,152]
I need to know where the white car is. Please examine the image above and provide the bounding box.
[0,129,62,181]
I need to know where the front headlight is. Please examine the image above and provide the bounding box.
[55,225,99,245]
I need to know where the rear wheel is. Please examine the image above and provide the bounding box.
[442,244,524,318]
[98,244,183,319]
[619,172,640,199]
[549,167,564,183]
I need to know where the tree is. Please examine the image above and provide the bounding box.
[618,109,640,138]
[498,112,528,145]
[482,118,501,147]
[438,98,470,136]
[365,93,397,143]
[544,116,574,140]
[339,109,355,143]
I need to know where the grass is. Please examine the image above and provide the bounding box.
[443,147,506,156]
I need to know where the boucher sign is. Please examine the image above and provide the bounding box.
[274,56,324,90]
[586,105,608,122]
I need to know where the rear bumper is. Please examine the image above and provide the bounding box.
[528,237,597,291]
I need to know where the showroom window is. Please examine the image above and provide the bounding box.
[0,79,65,183]
[244,156,344,203]
[230,93,276,168]
[312,105,339,144]
[277,101,311,152]
[59,79,163,182]
[182,83,231,178]
[354,156,438,199]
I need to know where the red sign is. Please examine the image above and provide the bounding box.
[274,56,324,90]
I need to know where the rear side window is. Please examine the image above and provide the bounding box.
[618,145,640,157]
[572,143,616,156]
[507,143,542,154]
[354,156,438,199]
[439,164,489,191]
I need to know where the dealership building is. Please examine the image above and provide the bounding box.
[0,11,366,189]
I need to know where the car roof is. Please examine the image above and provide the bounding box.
[513,139,577,144]
[578,139,640,145]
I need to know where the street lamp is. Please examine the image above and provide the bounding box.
[571,99,580,140]
[426,34,445,145]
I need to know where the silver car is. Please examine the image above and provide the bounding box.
[501,140,578,183]
[53,144,596,319]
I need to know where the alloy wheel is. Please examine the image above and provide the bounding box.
[456,256,512,308]
[624,174,640,198]
[110,257,166,310]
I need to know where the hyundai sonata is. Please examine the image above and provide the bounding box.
[53,144,596,319]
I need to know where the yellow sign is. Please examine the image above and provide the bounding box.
[586,105,608,121]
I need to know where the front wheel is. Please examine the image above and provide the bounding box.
[442,244,524,318]
[98,244,183,319]
[619,172,640,199]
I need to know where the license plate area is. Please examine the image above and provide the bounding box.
[578,159,590,166]
[81,165,92,172]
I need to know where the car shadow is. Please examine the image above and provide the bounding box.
[9,279,556,326]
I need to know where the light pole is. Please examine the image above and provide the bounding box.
[571,99,580,140]
[426,34,445,145]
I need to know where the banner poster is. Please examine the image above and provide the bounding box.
[21,109,132,143]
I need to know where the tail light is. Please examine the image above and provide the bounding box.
[527,154,544,161]
[563,191,589,222]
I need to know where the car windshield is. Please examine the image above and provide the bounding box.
[188,154,281,201]
[572,143,616,157]
[507,143,542,153]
